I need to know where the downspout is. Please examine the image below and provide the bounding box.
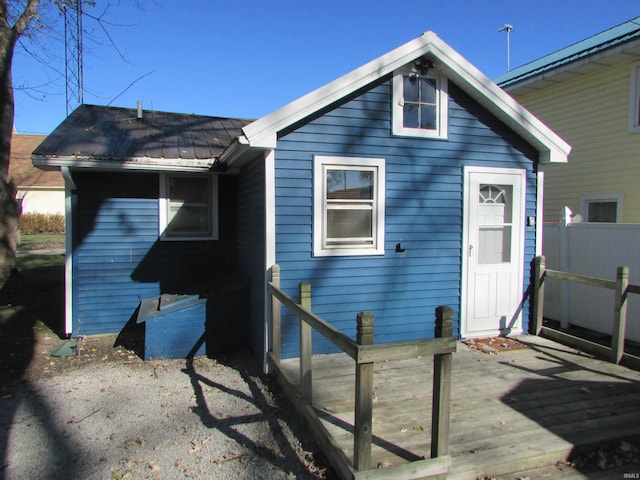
[61,166,76,336]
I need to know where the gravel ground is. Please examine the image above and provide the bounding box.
[0,349,332,480]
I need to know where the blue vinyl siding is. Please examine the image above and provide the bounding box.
[236,157,267,360]
[72,171,238,336]
[274,80,538,358]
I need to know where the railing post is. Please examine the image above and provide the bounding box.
[354,311,374,471]
[612,266,629,364]
[431,306,453,458]
[299,282,312,403]
[531,256,545,336]
[270,265,281,367]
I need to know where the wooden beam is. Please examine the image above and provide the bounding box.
[267,282,359,359]
[531,256,545,335]
[300,282,313,402]
[356,337,456,364]
[612,266,629,364]
[431,306,453,459]
[544,269,616,290]
[270,265,281,367]
[354,312,375,471]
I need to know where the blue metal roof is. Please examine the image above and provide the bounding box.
[496,16,640,87]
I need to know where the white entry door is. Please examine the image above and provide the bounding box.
[462,167,526,337]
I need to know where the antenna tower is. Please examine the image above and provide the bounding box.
[64,0,83,116]
[498,24,513,71]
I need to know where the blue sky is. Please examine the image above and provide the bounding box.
[11,0,640,135]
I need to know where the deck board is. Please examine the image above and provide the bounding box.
[278,335,640,479]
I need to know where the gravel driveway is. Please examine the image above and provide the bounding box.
[1,350,331,480]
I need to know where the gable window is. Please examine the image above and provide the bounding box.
[392,65,448,139]
[580,194,621,223]
[313,156,385,256]
[631,62,640,132]
[159,174,219,240]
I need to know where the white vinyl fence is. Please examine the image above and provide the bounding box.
[543,217,640,343]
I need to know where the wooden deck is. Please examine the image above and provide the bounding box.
[278,335,640,479]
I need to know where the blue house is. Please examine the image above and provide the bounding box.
[33,32,570,365]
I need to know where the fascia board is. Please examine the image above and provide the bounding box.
[243,32,443,148]
[31,155,216,172]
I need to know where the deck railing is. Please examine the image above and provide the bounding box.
[267,264,456,480]
[532,255,640,369]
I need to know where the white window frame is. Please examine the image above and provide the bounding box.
[580,194,622,223]
[630,61,640,133]
[159,173,219,241]
[392,65,448,139]
[313,156,385,257]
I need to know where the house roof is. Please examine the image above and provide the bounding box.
[9,134,63,188]
[239,31,570,164]
[32,104,253,172]
[496,17,640,93]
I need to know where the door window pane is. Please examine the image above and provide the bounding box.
[478,184,512,264]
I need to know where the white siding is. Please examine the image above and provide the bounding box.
[514,61,640,222]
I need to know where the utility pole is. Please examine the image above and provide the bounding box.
[498,24,513,71]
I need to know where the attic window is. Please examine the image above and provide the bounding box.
[392,65,448,139]
[159,174,219,240]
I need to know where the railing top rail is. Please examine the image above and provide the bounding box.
[544,268,617,290]
[268,281,359,359]
[268,281,457,364]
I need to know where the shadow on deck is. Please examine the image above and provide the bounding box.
[278,335,640,479]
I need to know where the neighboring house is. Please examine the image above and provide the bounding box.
[32,32,569,365]
[9,134,64,215]
[497,17,640,223]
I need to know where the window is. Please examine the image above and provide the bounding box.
[159,174,218,240]
[313,156,385,256]
[631,62,640,132]
[392,65,448,139]
[580,194,621,223]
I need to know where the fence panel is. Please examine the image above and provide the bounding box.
[543,222,640,341]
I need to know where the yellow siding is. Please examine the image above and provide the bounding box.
[513,61,640,222]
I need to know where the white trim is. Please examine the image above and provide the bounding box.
[158,173,219,241]
[580,193,622,222]
[392,67,448,139]
[461,166,526,338]
[630,61,640,133]
[536,171,544,257]
[242,31,570,164]
[313,156,385,257]
[264,150,276,372]
[64,176,74,336]
[32,155,216,173]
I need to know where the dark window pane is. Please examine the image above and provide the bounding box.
[403,104,419,128]
[327,209,372,239]
[588,202,617,222]
[327,170,373,199]
[167,205,211,236]
[420,106,437,130]
[403,75,419,102]
[169,177,209,203]
[420,78,436,104]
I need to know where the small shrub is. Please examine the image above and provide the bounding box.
[19,213,65,234]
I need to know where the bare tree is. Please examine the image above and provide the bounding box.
[0,0,39,287]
